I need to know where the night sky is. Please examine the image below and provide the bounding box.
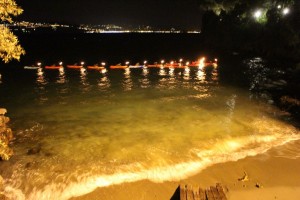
[16,0,202,29]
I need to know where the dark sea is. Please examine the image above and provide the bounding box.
[0,33,299,200]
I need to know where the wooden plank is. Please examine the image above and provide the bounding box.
[198,188,206,200]
[216,183,227,200]
[186,185,194,200]
[193,189,201,200]
[205,188,215,200]
[210,186,222,200]
[180,185,187,200]
[175,183,228,200]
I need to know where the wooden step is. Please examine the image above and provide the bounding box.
[171,183,228,200]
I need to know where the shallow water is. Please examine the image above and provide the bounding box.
[0,64,299,199]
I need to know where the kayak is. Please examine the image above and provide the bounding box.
[45,66,63,69]
[87,66,105,70]
[24,66,41,70]
[129,65,143,69]
[147,64,163,68]
[110,65,128,69]
[67,65,83,69]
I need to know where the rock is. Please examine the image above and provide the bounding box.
[255,182,263,188]
[44,152,53,157]
[280,96,300,106]
[25,162,32,168]
[263,83,275,89]
[272,80,287,86]
[27,146,41,155]
[278,79,287,84]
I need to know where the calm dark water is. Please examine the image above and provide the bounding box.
[0,34,299,200]
[17,33,211,66]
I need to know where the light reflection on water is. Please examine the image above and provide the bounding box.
[169,67,175,77]
[140,68,149,88]
[79,68,87,85]
[183,67,190,80]
[57,68,66,84]
[159,67,167,76]
[0,65,299,200]
[123,68,133,91]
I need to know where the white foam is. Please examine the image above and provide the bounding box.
[4,132,299,200]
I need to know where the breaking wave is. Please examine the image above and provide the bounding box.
[3,131,299,200]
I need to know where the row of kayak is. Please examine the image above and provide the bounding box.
[25,59,218,70]
[25,62,218,70]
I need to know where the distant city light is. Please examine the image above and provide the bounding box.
[144,61,147,64]
[125,61,130,65]
[80,62,85,65]
[254,10,262,18]
[7,21,201,34]
[179,59,183,62]
[282,8,290,15]
[37,62,41,66]
[59,62,63,65]
[101,62,106,66]
[161,60,165,64]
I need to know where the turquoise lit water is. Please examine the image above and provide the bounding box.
[0,64,299,200]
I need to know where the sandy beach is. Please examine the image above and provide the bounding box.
[72,140,300,200]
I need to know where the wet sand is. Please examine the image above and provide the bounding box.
[72,141,300,200]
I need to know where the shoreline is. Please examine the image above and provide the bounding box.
[71,140,300,200]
